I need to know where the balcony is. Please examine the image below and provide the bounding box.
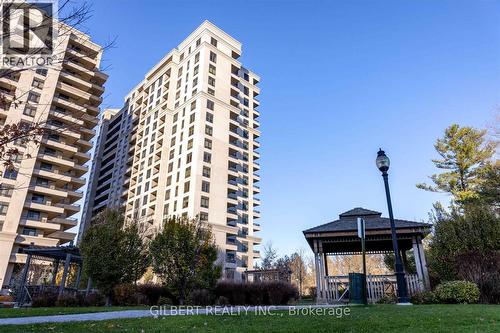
[66,47,97,68]
[56,202,81,213]
[50,217,78,227]
[49,109,84,126]
[20,218,60,232]
[47,230,76,243]
[15,234,58,247]
[24,201,64,214]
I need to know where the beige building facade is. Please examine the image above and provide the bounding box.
[81,21,262,280]
[0,28,107,289]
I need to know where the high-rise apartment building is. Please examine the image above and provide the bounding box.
[81,21,261,280]
[78,107,134,242]
[0,29,107,288]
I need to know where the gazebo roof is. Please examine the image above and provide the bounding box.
[304,207,430,234]
[23,245,82,263]
[303,207,431,254]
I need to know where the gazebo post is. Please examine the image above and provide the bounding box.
[50,259,60,287]
[412,236,430,290]
[313,240,326,304]
[85,277,92,296]
[401,250,408,273]
[318,241,328,303]
[59,253,72,296]
[20,253,32,288]
[75,263,82,290]
[323,253,329,276]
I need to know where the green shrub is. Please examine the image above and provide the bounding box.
[188,289,214,306]
[137,283,174,305]
[216,296,229,306]
[215,281,298,305]
[376,293,397,304]
[31,291,58,307]
[434,280,480,304]
[55,294,82,307]
[83,292,105,306]
[113,283,147,306]
[411,291,437,304]
[157,296,173,306]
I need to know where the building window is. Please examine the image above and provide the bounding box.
[202,181,210,193]
[206,112,213,123]
[204,138,212,149]
[186,153,192,164]
[200,212,208,221]
[0,185,13,197]
[35,68,48,76]
[202,166,211,178]
[196,38,201,47]
[22,227,37,236]
[40,162,52,171]
[185,167,191,178]
[31,78,44,89]
[209,51,217,63]
[36,177,49,187]
[203,152,211,163]
[210,37,217,47]
[201,196,209,208]
[27,92,40,103]
[4,168,18,180]
[182,196,189,208]
[208,88,215,96]
[27,210,40,220]
[184,181,190,193]
[209,64,216,75]
[205,125,213,136]
[207,99,214,110]
[208,76,215,87]
[189,113,195,124]
[23,105,36,117]
[0,202,8,215]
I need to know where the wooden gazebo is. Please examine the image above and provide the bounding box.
[303,208,431,303]
[16,244,83,306]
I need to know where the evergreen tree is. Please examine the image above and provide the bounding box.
[417,124,496,203]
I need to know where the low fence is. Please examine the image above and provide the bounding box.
[324,274,423,303]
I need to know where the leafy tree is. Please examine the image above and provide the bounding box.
[80,210,148,305]
[149,216,221,305]
[417,124,496,203]
[383,252,417,275]
[427,204,500,302]
[477,161,500,210]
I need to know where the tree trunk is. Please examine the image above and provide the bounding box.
[105,295,112,307]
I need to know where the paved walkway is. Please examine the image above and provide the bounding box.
[0,304,342,325]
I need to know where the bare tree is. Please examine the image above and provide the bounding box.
[289,248,308,297]
[261,241,278,270]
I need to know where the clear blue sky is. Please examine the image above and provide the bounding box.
[80,0,499,256]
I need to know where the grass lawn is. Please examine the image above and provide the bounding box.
[0,306,148,319]
[0,304,499,332]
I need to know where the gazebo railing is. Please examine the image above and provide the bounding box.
[324,274,423,303]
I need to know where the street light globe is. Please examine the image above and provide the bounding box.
[376,149,390,172]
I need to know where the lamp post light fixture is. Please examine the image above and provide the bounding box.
[376,149,410,304]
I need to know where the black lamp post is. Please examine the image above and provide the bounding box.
[376,149,410,303]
